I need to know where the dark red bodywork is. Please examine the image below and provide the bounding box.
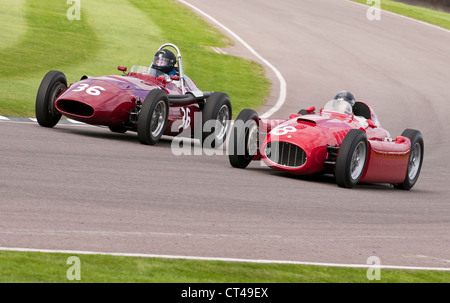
[55,72,202,136]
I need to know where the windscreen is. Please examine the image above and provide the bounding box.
[323,99,353,115]
[129,65,149,74]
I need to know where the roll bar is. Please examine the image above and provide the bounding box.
[157,43,186,94]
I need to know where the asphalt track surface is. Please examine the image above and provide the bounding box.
[1,0,449,269]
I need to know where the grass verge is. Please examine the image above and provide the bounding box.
[1,250,449,283]
[351,0,450,29]
[0,0,270,117]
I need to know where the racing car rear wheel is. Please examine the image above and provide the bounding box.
[138,89,169,145]
[201,92,232,148]
[335,129,368,188]
[393,129,424,190]
[228,109,259,169]
[35,70,66,127]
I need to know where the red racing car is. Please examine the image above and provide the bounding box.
[228,92,424,189]
[36,43,232,147]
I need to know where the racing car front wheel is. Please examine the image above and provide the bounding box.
[335,129,368,188]
[393,129,424,190]
[201,92,232,148]
[138,89,169,145]
[35,70,67,127]
[228,109,259,169]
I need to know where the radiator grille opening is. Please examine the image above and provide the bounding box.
[264,141,307,167]
[57,100,94,117]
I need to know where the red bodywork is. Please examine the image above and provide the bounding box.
[55,72,202,136]
[257,103,411,185]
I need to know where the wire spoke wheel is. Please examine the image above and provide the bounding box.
[350,141,367,180]
[335,129,368,188]
[215,104,231,142]
[151,100,167,137]
[247,120,259,157]
[394,129,424,190]
[408,142,422,180]
[138,89,169,145]
[201,92,232,148]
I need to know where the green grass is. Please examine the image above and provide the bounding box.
[0,0,270,117]
[0,250,449,283]
[351,0,450,30]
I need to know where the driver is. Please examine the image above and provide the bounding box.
[151,49,177,76]
[299,90,357,115]
[333,90,375,125]
[334,90,356,107]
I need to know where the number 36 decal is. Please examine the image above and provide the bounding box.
[179,107,191,130]
[72,83,105,96]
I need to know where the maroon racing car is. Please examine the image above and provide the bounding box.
[228,95,424,189]
[36,43,232,147]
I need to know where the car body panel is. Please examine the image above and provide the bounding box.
[361,138,410,184]
[257,102,411,185]
[54,70,206,137]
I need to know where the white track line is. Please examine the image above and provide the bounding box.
[210,46,227,55]
[347,0,450,33]
[1,247,449,271]
[176,0,287,118]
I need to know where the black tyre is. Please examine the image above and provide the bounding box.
[335,129,368,188]
[393,129,424,190]
[201,92,232,148]
[137,89,169,145]
[228,109,259,169]
[35,70,66,127]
